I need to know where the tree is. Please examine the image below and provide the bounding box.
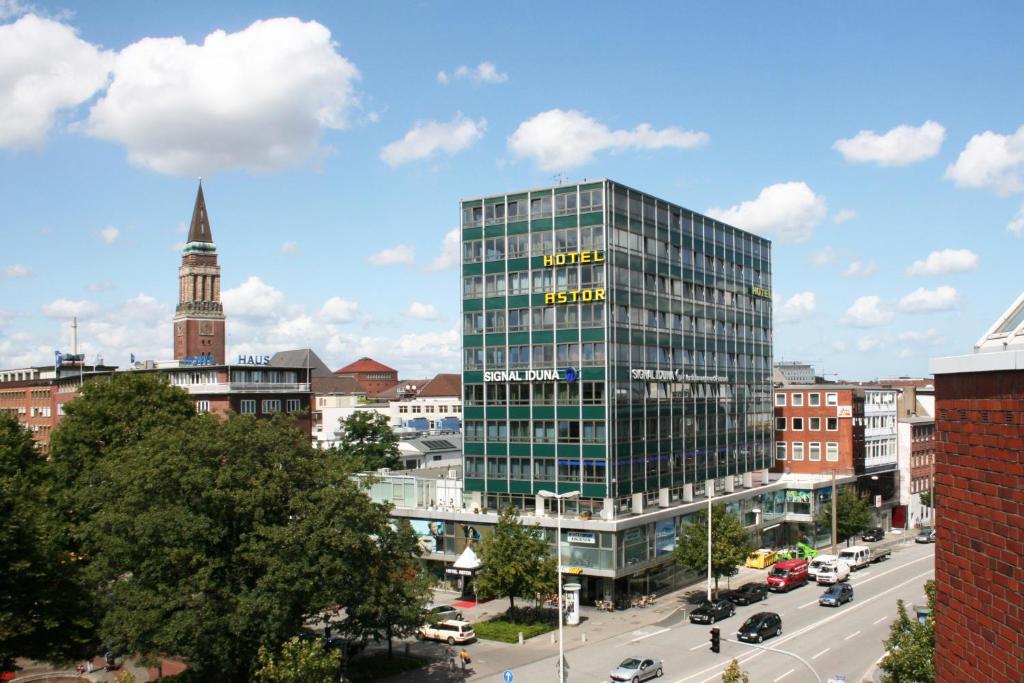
[336,411,401,471]
[721,659,750,683]
[918,490,932,510]
[475,507,556,610]
[346,519,433,657]
[674,504,752,599]
[0,414,94,668]
[77,412,397,683]
[254,637,341,683]
[815,488,873,547]
[879,580,935,683]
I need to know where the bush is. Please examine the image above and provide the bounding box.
[504,606,557,625]
[473,615,557,643]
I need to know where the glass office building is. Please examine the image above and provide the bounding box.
[461,180,774,520]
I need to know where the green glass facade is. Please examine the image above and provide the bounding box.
[461,180,773,516]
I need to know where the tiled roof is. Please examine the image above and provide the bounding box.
[372,379,428,400]
[416,373,461,398]
[335,357,397,375]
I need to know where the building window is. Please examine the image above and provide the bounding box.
[808,393,820,407]
[775,393,786,407]
[196,400,210,414]
[792,417,803,431]
[240,400,256,415]
[826,417,838,431]
[775,417,786,431]
[262,399,281,414]
[775,442,787,461]
[826,392,838,406]
[809,417,821,431]
[463,240,482,263]
[286,398,301,412]
[826,442,839,462]
[791,393,804,407]
[808,442,821,461]
[791,442,805,461]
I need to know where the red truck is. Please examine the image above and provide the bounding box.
[766,559,809,592]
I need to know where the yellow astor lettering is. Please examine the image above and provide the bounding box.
[544,288,605,305]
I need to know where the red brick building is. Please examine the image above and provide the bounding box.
[334,357,399,394]
[930,296,1024,683]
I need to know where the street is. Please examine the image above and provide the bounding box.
[465,541,934,683]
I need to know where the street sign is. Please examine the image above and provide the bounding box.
[503,671,514,683]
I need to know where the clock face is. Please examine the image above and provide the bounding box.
[199,320,215,336]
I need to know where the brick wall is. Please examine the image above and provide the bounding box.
[934,370,1024,683]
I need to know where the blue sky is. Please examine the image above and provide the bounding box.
[1,1,1022,378]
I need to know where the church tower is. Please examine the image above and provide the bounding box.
[173,181,226,364]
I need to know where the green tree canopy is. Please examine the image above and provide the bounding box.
[254,636,341,683]
[815,487,873,546]
[77,412,396,682]
[674,503,752,598]
[336,411,401,471]
[475,507,556,610]
[721,659,750,683]
[879,580,935,683]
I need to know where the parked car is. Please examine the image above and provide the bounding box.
[916,528,936,543]
[766,559,809,592]
[610,657,663,682]
[807,554,838,580]
[416,619,475,645]
[725,583,768,606]
[689,599,736,624]
[838,545,872,571]
[736,612,782,644]
[425,604,463,622]
[816,560,851,585]
[819,582,854,607]
[861,527,885,542]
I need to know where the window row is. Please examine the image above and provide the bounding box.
[463,227,605,262]
[462,263,604,297]
[464,419,606,444]
[609,268,770,313]
[775,416,839,431]
[464,342,605,369]
[463,303,605,333]
[463,381,604,406]
[774,392,839,407]
[463,189,604,227]
[775,441,840,462]
[239,398,302,414]
[610,342,770,372]
[611,306,771,341]
[464,455,606,483]
[610,229,768,285]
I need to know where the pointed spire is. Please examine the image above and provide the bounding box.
[187,179,213,244]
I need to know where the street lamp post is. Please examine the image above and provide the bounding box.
[538,489,580,683]
[707,478,713,601]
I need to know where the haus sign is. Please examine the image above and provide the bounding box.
[235,354,271,366]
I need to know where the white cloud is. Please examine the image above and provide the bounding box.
[508,108,708,170]
[380,113,485,166]
[2,264,32,278]
[222,276,286,318]
[0,1,31,19]
[842,295,893,327]
[898,286,959,313]
[426,228,460,272]
[406,302,441,320]
[0,14,114,149]
[1008,205,1024,237]
[707,181,827,243]
[833,209,856,224]
[454,61,508,84]
[831,340,848,352]
[436,70,448,84]
[833,120,945,166]
[774,291,816,324]
[906,248,979,276]
[97,226,120,244]
[842,260,879,278]
[368,244,415,266]
[318,296,359,323]
[811,247,835,267]
[281,241,299,255]
[86,17,361,175]
[42,297,99,319]
[119,292,170,322]
[945,125,1024,195]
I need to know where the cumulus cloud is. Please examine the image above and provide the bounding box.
[281,241,299,255]
[508,108,708,170]
[380,113,485,166]
[222,276,287,318]
[833,209,856,224]
[898,286,959,313]
[42,297,99,319]
[1008,205,1024,237]
[2,264,32,278]
[945,125,1024,195]
[426,228,460,272]
[86,17,361,175]
[97,226,120,244]
[707,181,827,243]
[406,302,441,320]
[833,120,945,166]
[0,14,114,149]
[842,260,879,278]
[119,292,170,322]
[368,244,415,266]
[438,61,508,85]
[906,248,978,276]
[811,247,835,267]
[774,291,816,324]
[318,296,359,323]
[842,295,893,327]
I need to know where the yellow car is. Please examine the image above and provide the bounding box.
[745,548,778,569]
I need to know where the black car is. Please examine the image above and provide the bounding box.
[861,527,885,542]
[726,583,768,606]
[819,582,854,607]
[736,612,782,644]
[689,599,736,624]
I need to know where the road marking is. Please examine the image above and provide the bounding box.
[773,669,794,682]
[629,626,670,643]
[873,616,888,625]
[798,599,818,609]
[690,641,710,651]
[812,647,830,660]
[844,630,861,641]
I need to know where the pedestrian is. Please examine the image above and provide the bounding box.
[459,648,472,675]
[86,660,94,673]
[446,645,456,671]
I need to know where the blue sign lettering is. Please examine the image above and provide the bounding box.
[182,353,215,367]
[563,367,578,383]
[235,354,271,366]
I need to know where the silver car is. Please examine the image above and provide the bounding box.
[610,656,663,682]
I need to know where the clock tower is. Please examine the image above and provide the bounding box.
[173,181,226,364]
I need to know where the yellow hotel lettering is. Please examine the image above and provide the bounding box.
[543,250,604,267]
[545,289,605,304]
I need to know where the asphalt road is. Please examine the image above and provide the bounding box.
[475,541,934,683]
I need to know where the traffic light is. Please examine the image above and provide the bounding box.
[710,627,720,653]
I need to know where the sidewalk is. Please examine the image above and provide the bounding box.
[10,655,184,682]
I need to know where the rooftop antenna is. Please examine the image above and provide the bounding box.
[71,316,78,355]
[553,173,566,185]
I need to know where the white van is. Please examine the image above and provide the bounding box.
[816,560,851,585]
[808,554,838,579]
[838,545,871,571]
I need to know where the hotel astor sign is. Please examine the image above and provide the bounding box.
[543,250,606,305]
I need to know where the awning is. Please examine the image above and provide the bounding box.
[446,545,482,576]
